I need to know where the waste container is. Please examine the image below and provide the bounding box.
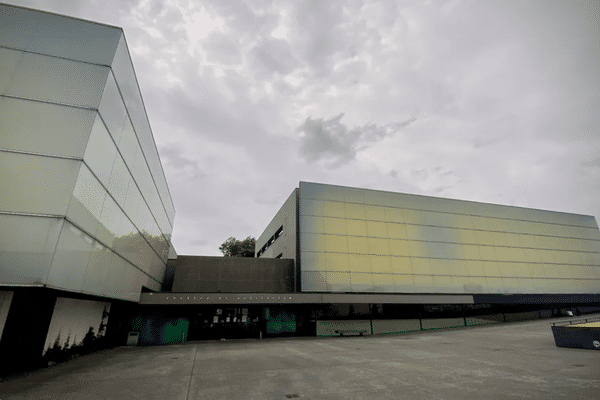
[127,332,139,346]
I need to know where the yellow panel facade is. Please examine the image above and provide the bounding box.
[391,256,413,274]
[368,238,390,255]
[294,182,600,294]
[389,239,411,256]
[322,200,345,218]
[323,217,347,235]
[325,235,348,253]
[346,219,367,237]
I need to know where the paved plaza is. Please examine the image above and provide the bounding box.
[1,316,599,399]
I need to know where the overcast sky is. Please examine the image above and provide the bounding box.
[7,0,600,256]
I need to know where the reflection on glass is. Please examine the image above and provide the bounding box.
[46,222,92,292]
[98,71,127,145]
[84,114,117,186]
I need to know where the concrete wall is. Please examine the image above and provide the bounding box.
[171,256,295,293]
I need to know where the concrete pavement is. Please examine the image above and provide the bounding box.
[1,316,599,399]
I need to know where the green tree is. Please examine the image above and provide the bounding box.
[219,236,256,257]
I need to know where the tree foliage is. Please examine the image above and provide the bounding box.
[219,236,256,257]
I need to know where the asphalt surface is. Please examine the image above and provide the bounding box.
[1,316,599,399]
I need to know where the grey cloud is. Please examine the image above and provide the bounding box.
[248,37,300,77]
[298,113,416,168]
[159,145,205,181]
[203,0,279,36]
[203,32,242,65]
[289,1,348,75]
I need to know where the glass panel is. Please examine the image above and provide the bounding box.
[0,6,122,65]
[106,155,130,207]
[69,163,106,228]
[105,35,176,226]
[0,151,80,215]
[83,114,117,186]
[117,117,139,170]
[97,194,133,248]
[98,71,127,145]
[0,214,63,285]
[1,47,109,107]
[102,254,140,301]
[0,47,22,94]
[0,97,95,157]
[46,222,93,292]
[82,241,112,296]
[148,253,166,282]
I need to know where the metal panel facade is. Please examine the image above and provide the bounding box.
[299,181,600,294]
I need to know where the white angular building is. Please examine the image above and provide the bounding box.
[0,4,175,373]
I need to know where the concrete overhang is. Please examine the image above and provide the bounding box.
[139,292,474,305]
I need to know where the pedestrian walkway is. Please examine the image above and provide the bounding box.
[1,316,599,399]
